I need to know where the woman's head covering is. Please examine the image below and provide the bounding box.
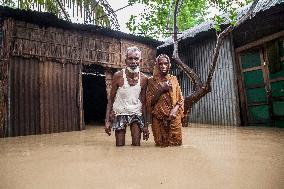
[153,54,171,78]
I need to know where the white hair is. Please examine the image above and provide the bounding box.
[125,46,142,59]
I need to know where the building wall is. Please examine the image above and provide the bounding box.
[0,18,157,137]
[8,57,82,137]
[172,36,240,126]
[11,20,156,73]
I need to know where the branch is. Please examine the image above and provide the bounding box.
[170,0,260,126]
[87,0,120,29]
[166,0,173,30]
[172,0,204,96]
[206,0,259,85]
[86,0,100,23]
[55,0,70,21]
[94,3,130,20]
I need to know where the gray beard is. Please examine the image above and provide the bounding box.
[127,66,140,73]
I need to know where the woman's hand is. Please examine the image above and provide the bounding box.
[160,81,172,93]
[169,105,179,120]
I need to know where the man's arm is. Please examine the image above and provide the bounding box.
[140,74,149,140]
[105,72,119,136]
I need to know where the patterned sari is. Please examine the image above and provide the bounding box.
[146,66,184,146]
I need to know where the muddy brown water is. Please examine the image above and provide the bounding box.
[1,124,284,189]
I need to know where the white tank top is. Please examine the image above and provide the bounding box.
[112,69,142,115]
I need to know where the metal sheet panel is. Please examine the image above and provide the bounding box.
[9,57,81,137]
[174,37,240,126]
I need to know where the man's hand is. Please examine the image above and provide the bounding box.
[109,110,115,122]
[105,122,111,136]
[142,127,149,141]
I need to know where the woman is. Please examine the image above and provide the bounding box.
[146,54,184,147]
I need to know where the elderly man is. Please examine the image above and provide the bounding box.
[146,54,184,147]
[105,46,149,146]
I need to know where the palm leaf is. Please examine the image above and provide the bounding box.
[1,0,119,29]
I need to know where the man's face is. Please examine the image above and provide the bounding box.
[125,51,141,70]
[158,57,170,76]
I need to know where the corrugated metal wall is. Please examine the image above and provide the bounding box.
[8,57,81,137]
[172,36,240,126]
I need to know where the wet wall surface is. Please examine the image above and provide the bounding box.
[0,124,284,189]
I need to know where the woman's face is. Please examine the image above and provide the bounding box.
[158,57,170,76]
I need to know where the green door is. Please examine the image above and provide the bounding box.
[240,51,270,126]
[239,39,284,127]
[269,40,284,127]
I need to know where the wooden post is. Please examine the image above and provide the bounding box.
[235,52,249,126]
[0,19,15,137]
[78,65,84,130]
[262,49,274,127]
[105,67,113,100]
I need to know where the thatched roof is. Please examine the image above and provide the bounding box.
[0,6,162,47]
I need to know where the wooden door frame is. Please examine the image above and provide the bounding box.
[235,30,284,126]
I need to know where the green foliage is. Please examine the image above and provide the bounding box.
[1,0,111,28]
[211,0,253,32]
[127,0,254,39]
[126,0,207,39]
[229,7,237,26]
[1,0,16,8]
[214,15,225,32]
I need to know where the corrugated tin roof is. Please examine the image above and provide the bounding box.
[158,0,284,49]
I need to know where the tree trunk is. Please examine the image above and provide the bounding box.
[171,0,259,126]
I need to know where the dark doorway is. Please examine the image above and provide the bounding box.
[82,65,107,125]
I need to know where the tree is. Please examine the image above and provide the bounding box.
[171,0,259,126]
[126,0,253,39]
[0,0,120,29]
[127,0,259,126]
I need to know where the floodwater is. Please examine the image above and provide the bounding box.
[0,124,284,189]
